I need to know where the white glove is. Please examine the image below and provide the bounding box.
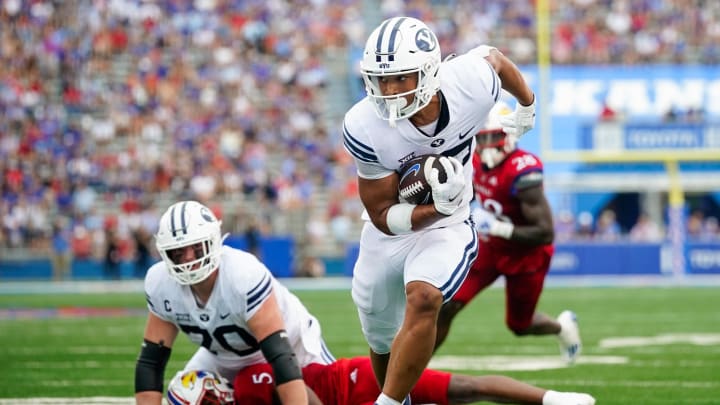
[499,96,536,138]
[471,206,514,239]
[543,390,596,405]
[427,156,465,216]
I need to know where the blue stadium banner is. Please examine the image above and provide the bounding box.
[580,122,720,151]
[685,243,720,274]
[343,242,720,277]
[513,65,720,155]
[551,242,720,275]
[550,243,664,275]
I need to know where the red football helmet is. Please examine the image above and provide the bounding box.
[476,101,517,168]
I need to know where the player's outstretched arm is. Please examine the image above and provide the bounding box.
[248,292,309,405]
[484,48,535,107]
[447,373,595,404]
[269,386,323,405]
[448,373,545,403]
[306,386,324,405]
[484,48,536,138]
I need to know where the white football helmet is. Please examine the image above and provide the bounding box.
[476,101,518,168]
[360,16,441,126]
[167,370,234,405]
[155,201,226,285]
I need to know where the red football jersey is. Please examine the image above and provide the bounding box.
[472,148,552,254]
[233,357,451,405]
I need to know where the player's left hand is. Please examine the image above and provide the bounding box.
[471,206,514,239]
[428,156,465,216]
[499,96,535,138]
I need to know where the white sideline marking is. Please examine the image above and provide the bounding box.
[599,333,720,348]
[2,274,720,295]
[530,379,720,389]
[429,355,627,371]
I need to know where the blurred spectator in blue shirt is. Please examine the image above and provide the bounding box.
[50,216,72,281]
[596,209,622,242]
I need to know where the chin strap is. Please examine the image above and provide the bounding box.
[388,104,398,127]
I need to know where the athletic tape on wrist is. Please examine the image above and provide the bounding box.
[386,203,415,235]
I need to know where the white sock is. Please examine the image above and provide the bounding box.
[375,393,403,405]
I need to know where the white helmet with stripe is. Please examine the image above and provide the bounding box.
[155,200,225,285]
[360,16,441,126]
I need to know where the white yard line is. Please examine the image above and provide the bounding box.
[2,274,720,295]
[599,333,720,348]
[429,354,628,371]
[524,379,720,389]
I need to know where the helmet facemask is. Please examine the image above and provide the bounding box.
[160,239,222,285]
[477,129,517,169]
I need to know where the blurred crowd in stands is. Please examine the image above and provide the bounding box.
[554,207,720,243]
[2,0,720,277]
[385,0,720,65]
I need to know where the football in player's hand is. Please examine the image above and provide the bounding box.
[397,154,447,205]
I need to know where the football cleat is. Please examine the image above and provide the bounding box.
[557,310,582,364]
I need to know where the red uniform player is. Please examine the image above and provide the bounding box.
[436,102,582,364]
[231,356,595,405]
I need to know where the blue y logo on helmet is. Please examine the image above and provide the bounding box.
[415,28,436,52]
[200,207,214,223]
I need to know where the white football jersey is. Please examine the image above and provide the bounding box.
[343,45,501,229]
[144,245,326,368]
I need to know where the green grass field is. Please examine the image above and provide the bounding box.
[1,285,719,403]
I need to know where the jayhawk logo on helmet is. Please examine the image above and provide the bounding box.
[181,370,202,388]
[168,370,234,405]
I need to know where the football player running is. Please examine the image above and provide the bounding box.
[435,103,582,365]
[134,200,333,405]
[232,356,596,405]
[342,16,537,405]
